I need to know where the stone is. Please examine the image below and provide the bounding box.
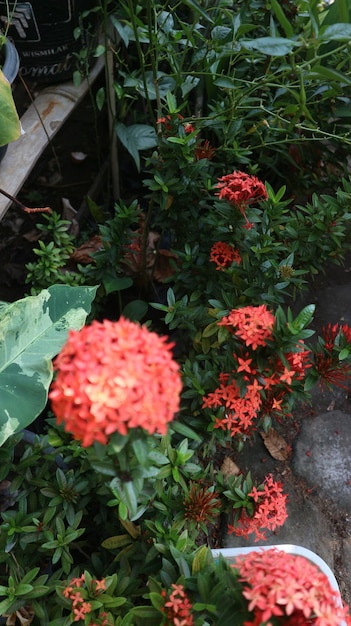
[292,410,351,510]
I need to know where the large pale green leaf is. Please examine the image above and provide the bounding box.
[241,37,297,56]
[0,69,21,147]
[0,284,97,445]
[319,23,351,41]
[116,123,158,171]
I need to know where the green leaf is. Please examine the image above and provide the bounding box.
[309,65,351,86]
[110,16,131,47]
[0,285,97,445]
[167,288,176,306]
[241,36,297,56]
[0,69,20,147]
[0,598,13,614]
[192,545,212,573]
[166,90,177,113]
[213,76,236,89]
[125,71,175,100]
[333,0,349,22]
[211,26,232,42]
[181,75,200,98]
[31,599,47,619]
[287,304,315,334]
[182,0,213,22]
[101,535,132,550]
[170,421,201,441]
[270,0,294,38]
[116,123,158,171]
[149,591,164,610]
[132,438,148,466]
[339,348,350,361]
[129,606,161,618]
[202,322,219,338]
[20,568,40,585]
[14,583,34,596]
[122,299,148,321]
[123,481,138,516]
[319,23,351,41]
[102,274,133,295]
[89,461,116,477]
[95,87,105,111]
[118,501,128,520]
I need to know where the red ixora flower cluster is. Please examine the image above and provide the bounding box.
[228,474,288,542]
[202,342,310,437]
[210,241,241,270]
[194,139,216,161]
[160,583,194,626]
[49,318,182,447]
[202,372,263,437]
[63,574,110,625]
[202,306,311,437]
[217,170,268,228]
[313,322,351,390]
[183,481,221,526]
[219,304,275,350]
[235,548,351,625]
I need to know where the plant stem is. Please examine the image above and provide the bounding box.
[0,187,52,213]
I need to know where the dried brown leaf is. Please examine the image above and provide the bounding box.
[220,456,240,481]
[260,428,291,461]
[153,248,179,282]
[5,604,35,626]
[70,235,103,264]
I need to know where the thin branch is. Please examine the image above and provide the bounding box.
[0,187,52,213]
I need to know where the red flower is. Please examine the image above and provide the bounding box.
[49,318,182,446]
[160,583,194,626]
[341,323,351,343]
[228,474,287,542]
[210,241,241,270]
[73,602,92,621]
[202,376,263,437]
[183,482,221,525]
[194,139,216,160]
[314,353,351,390]
[217,170,267,226]
[219,305,275,350]
[157,114,195,135]
[63,576,109,625]
[321,322,341,351]
[235,547,351,625]
[285,342,311,379]
[312,324,351,389]
[217,170,268,206]
[322,322,351,350]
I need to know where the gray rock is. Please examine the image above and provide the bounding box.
[292,410,351,510]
